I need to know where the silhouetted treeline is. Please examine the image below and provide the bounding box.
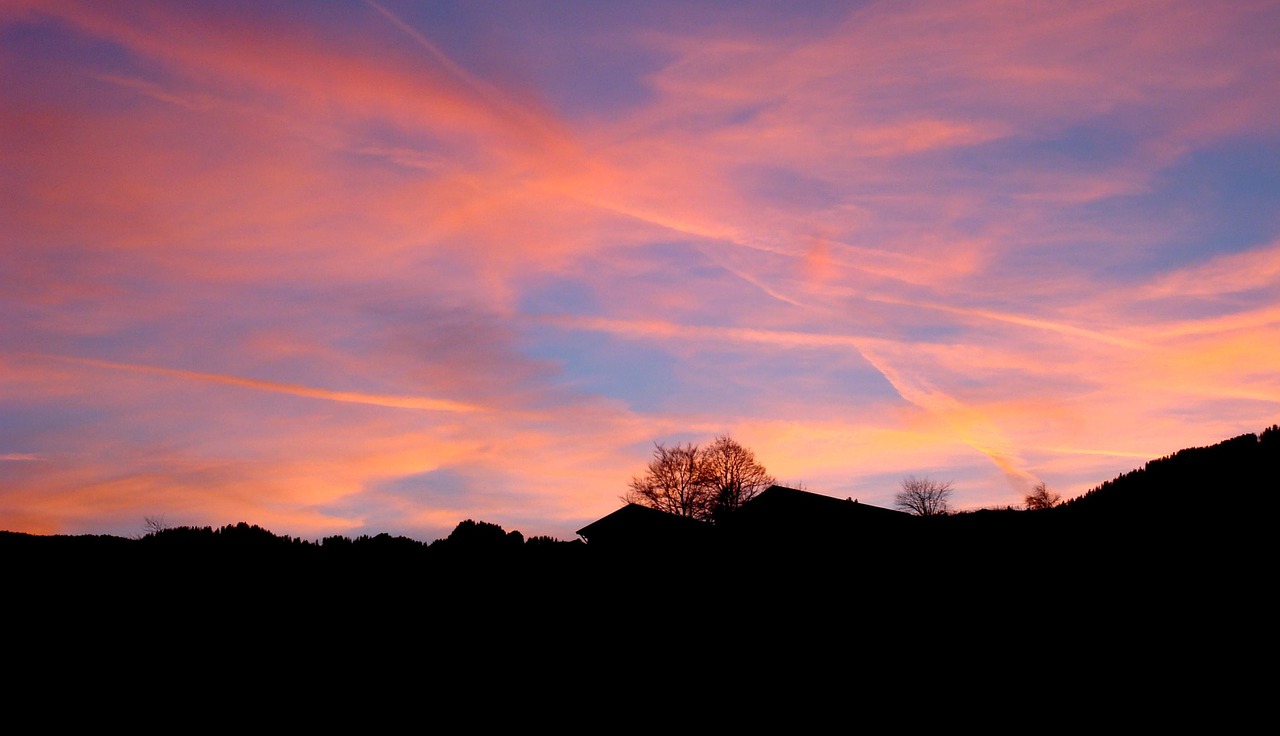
[6,426,1273,692]
[3,518,592,609]
[1,518,582,562]
[5,424,1274,612]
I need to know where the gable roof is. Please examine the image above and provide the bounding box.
[739,485,909,520]
[574,487,912,551]
[575,503,709,547]
[723,485,912,541]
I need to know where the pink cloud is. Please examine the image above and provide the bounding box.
[35,353,483,413]
[4,1,1279,540]
[1142,239,1280,300]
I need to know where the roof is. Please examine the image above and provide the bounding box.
[724,485,912,540]
[575,503,710,547]
[739,485,909,519]
[574,487,912,551]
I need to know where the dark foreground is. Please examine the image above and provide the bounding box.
[5,426,1272,716]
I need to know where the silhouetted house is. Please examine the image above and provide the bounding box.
[575,486,912,553]
[575,503,710,550]
[722,485,913,547]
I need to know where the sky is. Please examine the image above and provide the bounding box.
[3,0,1279,544]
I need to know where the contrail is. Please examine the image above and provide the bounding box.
[31,354,480,413]
[1035,445,1159,460]
[854,342,1040,490]
[363,0,483,90]
[548,314,1041,488]
[362,0,557,140]
[542,314,869,349]
[864,294,1150,350]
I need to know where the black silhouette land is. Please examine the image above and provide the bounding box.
[5,425,1272,692]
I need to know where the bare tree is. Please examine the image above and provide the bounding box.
[624,442,716,519]
[624,435,776,522]
[702,434,776,521]
[1024,481,1061,510]
[143,514,169,536]
[894,476,953,516]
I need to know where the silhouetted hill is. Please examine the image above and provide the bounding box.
[5,425,1273,644]
[910,426,1275,583]
[6,425,1274,573]
[6,427,1272,703]
[1058,424,1278,518]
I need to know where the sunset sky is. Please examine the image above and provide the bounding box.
[3,0,1279,543]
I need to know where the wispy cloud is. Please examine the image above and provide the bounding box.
[4,1,1278,541]
[31,354,482,413]
[1142,239,1280,300]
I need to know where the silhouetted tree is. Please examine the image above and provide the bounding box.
[894,475,953,516]
[438,519,524,550]
[703,434,776,521]
[624,435,775,522]
[142,515,168,537]
[1024,481,1061,510]
[625,441,714,519]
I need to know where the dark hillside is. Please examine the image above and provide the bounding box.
[4,428,1272,694]
[1057,425,1278,519]
[5,425,1274,633]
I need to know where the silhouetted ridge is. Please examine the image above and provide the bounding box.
[1056,426,1278,521]
[4,424,1274,607]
